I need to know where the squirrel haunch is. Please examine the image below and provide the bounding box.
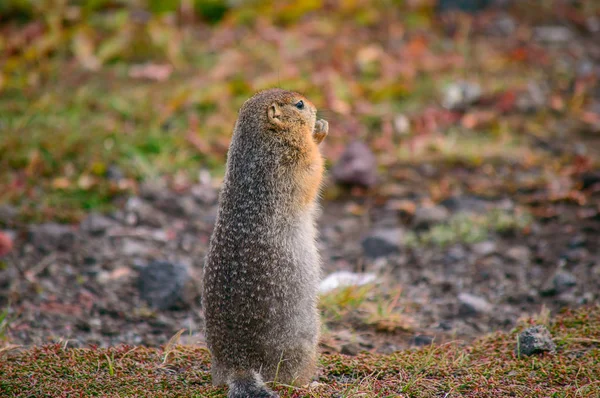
[202,89,328,398]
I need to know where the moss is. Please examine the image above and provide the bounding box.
[1,306,598,397]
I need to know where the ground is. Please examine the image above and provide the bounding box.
[0,0,599,396]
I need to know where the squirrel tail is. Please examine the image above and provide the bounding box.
[227,370,278,398]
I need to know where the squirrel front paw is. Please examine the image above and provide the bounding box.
[313,119,328,144]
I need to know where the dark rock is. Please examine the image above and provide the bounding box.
[106,165,124,181]
[458,293,493,316]
[540,270,577,296]
[331,141,378,187]
[412,335,434,346]
[341,343,360,356]
[437,0,493,13]
[516,325,556,356]
[137,261,190,310]
[413,206,449,229]
[80,213,115,236]
[440,196,489,213]
[376,343,400,355]
[0,204,18,226]
[29,223,76,252]
[361,228,403,259]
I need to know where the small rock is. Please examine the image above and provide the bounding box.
[125,197,167,227]
[361,228,403,259]
[0,204,18,226]
[319,271,377,293]
[29,223,76,252]
[376,342,400,354]
[516,82,547,113]
[533,26,574,44]
[191,184,218,205]
[506,246,530,263]
[540,270,577,296]
[442,81,482,110]
[472,241,496,257]
[413,205,449,229]
[341,343,360,356]
[412,335,434,346]
[331,141,378,187]
[138,261,190,310]
[80,213,115,236]
[458,292,493,316]
[440,196,489,213]
[516,325,556,356]
[121,239,151,257]
[106,165,124,181]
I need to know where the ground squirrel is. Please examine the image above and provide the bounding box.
[203,89,328,398]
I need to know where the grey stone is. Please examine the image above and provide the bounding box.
[80,213,115,235]
[361,228,403,259]
[412,335,434,346]
[191,183,218,205]
[29,223,76,252]
[540,270,577,296]
[533,26,574,44]
[517,325,556,356]
[121,239,151,257]
[506,246,530,263]
[0,204,18,225]
[516,82,547,113]
[472,241,497,257]
[442,81,482,110]
[125,197,167,227]
[106,165,124,181]
[331,141,378,187]
[440,196,489,213]
[138,261,190,310]
[413,206,449,229]
[458,292,493,316]
[341,343,360,356]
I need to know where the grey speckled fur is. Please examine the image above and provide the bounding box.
[203,89,327,398]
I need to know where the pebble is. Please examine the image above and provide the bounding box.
[458,292,493,316]
[29,223,76,252]
[412,334,434,347]
[361,228,403,259]
[340,343,360,356]
[413,205,449,229]
[80,213,115,236]
[533,26,574,44]
[540,270,577,296]
[137,261,190,310]
[472,241,497,257]
[442,81,482,110]
[516,325,556,356]
[331,141,378,187]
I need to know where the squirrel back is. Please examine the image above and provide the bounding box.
[203,89,328,398]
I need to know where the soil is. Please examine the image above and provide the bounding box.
[1,150,598,356]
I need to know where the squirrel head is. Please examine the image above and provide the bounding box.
[236,89,326,153]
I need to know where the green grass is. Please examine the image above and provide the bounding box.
[405,209,533,248]
[1,306,598,397]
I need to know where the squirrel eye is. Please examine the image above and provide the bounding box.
[295,100,304,110]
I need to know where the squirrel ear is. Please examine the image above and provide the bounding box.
[268,103,283,126]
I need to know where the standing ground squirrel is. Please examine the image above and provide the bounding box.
[203,89,328,398]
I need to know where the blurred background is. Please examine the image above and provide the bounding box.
[0,0,599,354]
